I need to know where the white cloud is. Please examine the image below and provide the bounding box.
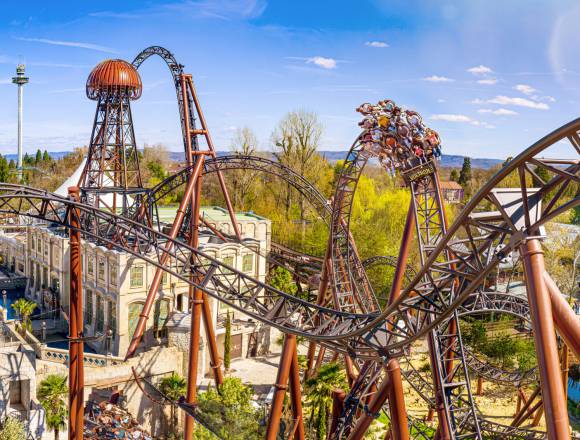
[514,84,537,95]
[487,95,549,110]
[365,41,389,48]
[430,114,494,128]
[437,98,446,103]
[467,65,493,75]
[306,56,337,70]
[14,37,118,54]
[531,94,556,103]
[163,0,267,20]
[431,114,472,122]
[477,78,498,85]
[477,108,518,116]
[423,75,454,83]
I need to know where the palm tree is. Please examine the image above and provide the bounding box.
[37,374,68,440]
[11,298,37,334]
[305,362,348,440]
[159,372,187,438]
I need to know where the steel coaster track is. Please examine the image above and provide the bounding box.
[0,119,576,437]
[0,129,576,358]
[0,120,574,355]
[328,119,579,438]
[128,49,578,438]
[9,45,578,437]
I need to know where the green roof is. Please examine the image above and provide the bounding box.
[156,206,268,224]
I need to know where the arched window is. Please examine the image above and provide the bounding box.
[153,299,170,339]
[128,302,144,342]
[95,295,104,333]
[176,294,183,312]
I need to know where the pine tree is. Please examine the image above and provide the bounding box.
[35,149,42,164]
[224,311,232,371]
[42,150,51,163]
[458,157,472,186]
[8,160,15,169]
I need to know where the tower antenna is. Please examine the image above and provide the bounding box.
[12,64,29,182]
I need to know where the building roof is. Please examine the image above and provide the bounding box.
[156,205,269,224]
[440,181,463,190]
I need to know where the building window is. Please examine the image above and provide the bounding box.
[87,255,94,276]
[98,258,106,282]
[42,267,48,289]
[128,303,144,342]
[44,242,49,257]
[85,290,93,326]
[130,266,144,288]
[242,254,253,273]
[53,249,59,266]
[153,299,170,339]
[222,255,234,268]
[17,263,24,274]
[110,262,117,286]
[37,238,41,253]
[108,300,116,334]
[31,237,35,251]
[96,295,104,334]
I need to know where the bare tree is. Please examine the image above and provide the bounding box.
[271,110,325,220]
[229,127,259,210]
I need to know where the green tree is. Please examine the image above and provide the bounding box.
[0,417,26,440]
[159,372,187,438]
[38,374,68,440]
[224,311,231,371]
[0,156,9,182]
[305,362,348,439]
[229,127,259,210]
[11,298,37,334]
[42,150,51,163]
[463,321,487,350]
[572,205,580,226]
[35,149,42,164]
[450,168,459,182]
[458,157,471,186]
[193,377,262,439]
[7,160,15,170]
[481,334,517,368]
[268,266,298,296]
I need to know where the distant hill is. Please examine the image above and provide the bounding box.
[317,151,502,170]
[3,151,71,161]
[170,151,502,170]
[17,150,502,171]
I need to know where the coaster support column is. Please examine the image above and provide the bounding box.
[68,186,84,440]
[520,238,569,440]
[184,155,205,439]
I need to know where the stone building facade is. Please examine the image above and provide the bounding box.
[0,206,275,374]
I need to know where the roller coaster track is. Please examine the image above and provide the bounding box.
[0,120,576,439]
[0,116,575,354]
[329,117,580,438]
[143,154,544,437]
[129,46,580,438]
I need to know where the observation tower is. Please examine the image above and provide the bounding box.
[79,59,148,217]
[12,64,29,182]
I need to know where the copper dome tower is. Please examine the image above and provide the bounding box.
[86,59,142,100]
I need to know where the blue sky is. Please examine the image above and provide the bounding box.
[0,0,579,159]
